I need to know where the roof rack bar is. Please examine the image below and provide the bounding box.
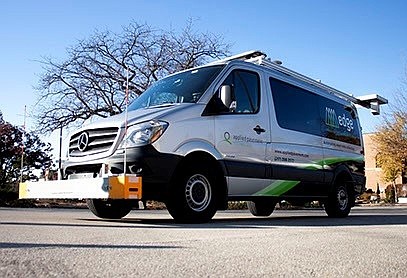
[208,50,266,65]
[244,54,387,115]
[252,56,360,103]
[212,50,387,115]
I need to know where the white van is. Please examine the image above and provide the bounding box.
[54,51,387,222]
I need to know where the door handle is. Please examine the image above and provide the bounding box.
[253,125,266,134]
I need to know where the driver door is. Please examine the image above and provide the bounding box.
[213,69,271,196]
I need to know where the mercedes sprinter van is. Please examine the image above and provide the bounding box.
[62,51,387,223]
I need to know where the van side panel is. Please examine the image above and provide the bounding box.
[247,75,365,199]
[264,77,326,197]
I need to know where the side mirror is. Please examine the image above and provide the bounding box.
[220,85,232,108]
[201,85,235,116]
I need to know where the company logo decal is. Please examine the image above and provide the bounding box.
[77,132,89,152]
[221,131,266,145]
[223,132,232,144]
[325,107,354,132]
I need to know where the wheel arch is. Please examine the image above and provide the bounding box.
[330,164,356,205]
[173,140,224,160]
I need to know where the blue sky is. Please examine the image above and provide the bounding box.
[1,0,406,155]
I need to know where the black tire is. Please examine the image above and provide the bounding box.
[324,183,352,218]
[247,200,276,217]
[86,199,134,219]
[166,164,218,223]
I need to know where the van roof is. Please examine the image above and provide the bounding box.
[208,50,387,115]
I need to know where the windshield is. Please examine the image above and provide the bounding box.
[128,65,224,111]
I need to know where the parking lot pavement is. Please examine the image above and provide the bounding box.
[1,206,407,277]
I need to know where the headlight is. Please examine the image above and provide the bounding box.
[119,120,168,148]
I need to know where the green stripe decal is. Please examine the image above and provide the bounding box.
[254,180,300,196]
[252,156,364,197]
[315,156,364,167]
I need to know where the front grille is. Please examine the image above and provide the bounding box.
[69,127,119,157]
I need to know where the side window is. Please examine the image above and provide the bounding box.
[269,77,361,145]
[222,70,260,114]
[269,77,321,136]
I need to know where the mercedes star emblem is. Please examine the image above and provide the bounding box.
[77,132,89,152]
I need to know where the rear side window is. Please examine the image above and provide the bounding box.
[269,77,321,136]
[321,98,361,145]
[269,77,361,145]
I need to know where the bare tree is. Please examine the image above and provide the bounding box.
[35,21,231,132]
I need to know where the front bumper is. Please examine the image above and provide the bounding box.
[64,145,182,201]
[20,175,142,200]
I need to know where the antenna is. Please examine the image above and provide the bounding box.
[58,126,63,180]
[20,105,26,183]
[123,68,129,179]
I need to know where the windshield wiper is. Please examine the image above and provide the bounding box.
[145,103,178,109]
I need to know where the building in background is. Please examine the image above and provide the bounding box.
[363,133,406,194]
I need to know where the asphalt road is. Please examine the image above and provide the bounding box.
[1,206,407,277]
